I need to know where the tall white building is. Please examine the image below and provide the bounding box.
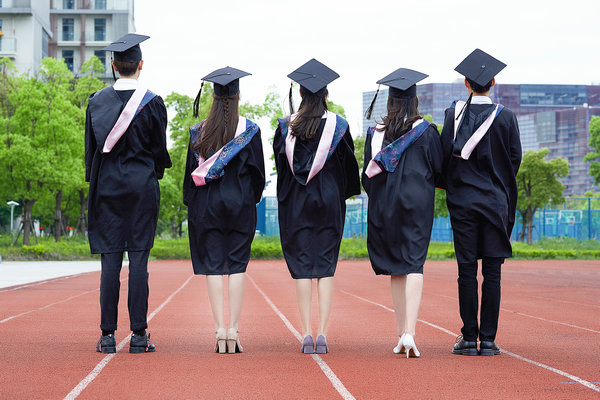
[0,0,134,77]
[0,0,51,75]
[49,0,135,78]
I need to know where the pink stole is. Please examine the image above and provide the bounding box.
[364,123,386,178]
[454,100,501,160]
[102,87,147,153]
[191,117,247,186]
[285,111,337,184]
[365,120,425,178]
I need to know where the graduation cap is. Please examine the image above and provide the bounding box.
[365,68,428,120]
[454,49,507,120]
[287,58,340,113]
[102,33,149,80]
[193,66,251,118]
[455,48,506,87]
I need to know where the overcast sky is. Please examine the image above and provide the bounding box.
[134,0,600,191]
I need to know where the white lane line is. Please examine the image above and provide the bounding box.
[248,275,356,400]
[435,293,600,334]
[340,290,600,394]
[1,278,129,324]
[527,295,600,309]
[1,289,98,324]
[0,273,88,293]
[63,275,193,400]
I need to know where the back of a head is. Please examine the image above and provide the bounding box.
[290,86,329,141]
[193,92,240,160]
[381,96,421,144]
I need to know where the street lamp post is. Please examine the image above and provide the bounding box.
[6,201,19,233]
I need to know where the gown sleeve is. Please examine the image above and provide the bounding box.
[361,132,373,195]
[439,108,456,189]
[248,129,266,204]
[340,127,361,199]
[426,124,445,188]
[84,103,96,183]
[149,96,172,179]
[182,139,195,207]
[508,112,522,175]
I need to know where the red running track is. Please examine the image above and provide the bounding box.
[0,260,598,399]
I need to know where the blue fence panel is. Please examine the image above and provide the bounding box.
[257,196,600,242]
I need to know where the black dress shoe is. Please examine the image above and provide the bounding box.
[452,336,478,356]
[129,331,156,353]
[479,340,501,356]
[96,334,116,354]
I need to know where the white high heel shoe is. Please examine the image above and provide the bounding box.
[402,334,420,358]
[393,333,406,354]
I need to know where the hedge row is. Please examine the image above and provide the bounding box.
[1,236,599,261]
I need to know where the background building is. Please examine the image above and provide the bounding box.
[362,83,600,195]
[0,0,51,75]
[0,0,134,78]
[49,0,135,78]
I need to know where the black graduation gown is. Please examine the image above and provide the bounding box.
[440,102,522,263]
[362,125,443,275]
[273,116,361,279]
[85,87,171,254]
[183,121,265,275]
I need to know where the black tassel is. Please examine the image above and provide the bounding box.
[193,82,204,119]
[365,85,380,120]
[110,57,117,81]
[288,82,294,114]
[455,92,473,121]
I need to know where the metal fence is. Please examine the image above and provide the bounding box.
[256,196,600,242]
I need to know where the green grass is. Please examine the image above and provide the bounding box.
[1,235,599,261]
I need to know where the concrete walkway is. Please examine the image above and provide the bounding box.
[0,261,102,289]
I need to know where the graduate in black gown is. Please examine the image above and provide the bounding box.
[183,67,265,354]
[85,34,171,353]
[362,68,443,358]
[440,49,522,356]
[274,59,360,354]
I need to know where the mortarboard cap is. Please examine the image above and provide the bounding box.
[103,33,149,63]
[287,58,340,94]
[377,67,428,98]
[202,66,251,97]
[365,68,428,120]
[455,48,506,87]
[193,66,251,118]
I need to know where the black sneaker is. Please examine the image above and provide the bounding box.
[479,340,501,356]
[96,334,116,354]
[129,331,156,353]
[452,335,478,356]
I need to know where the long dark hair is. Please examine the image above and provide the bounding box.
[377,96,421,143]
[289,88,328,141]
[192,94,239,159]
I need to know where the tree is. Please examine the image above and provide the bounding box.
[516,148,569,244]
[584,115,600,185]
[0,57,90,245]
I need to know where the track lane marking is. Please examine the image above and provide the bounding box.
[435,293,600,334]
[526,295,600,309]
[0,278,129,324]
[340,290,600,394]
[248,274,356,400]
[1,289,98,323]
[63,275,193,400]
[0,273,90,293]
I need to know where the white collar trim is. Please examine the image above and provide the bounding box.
[471,96,492,105]
[113,78,139,91]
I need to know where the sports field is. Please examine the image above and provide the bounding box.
[1,260,598,399]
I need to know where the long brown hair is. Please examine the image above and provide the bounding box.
[192,94,239,159]
[289,88,328,141]
[377,96,421,143]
